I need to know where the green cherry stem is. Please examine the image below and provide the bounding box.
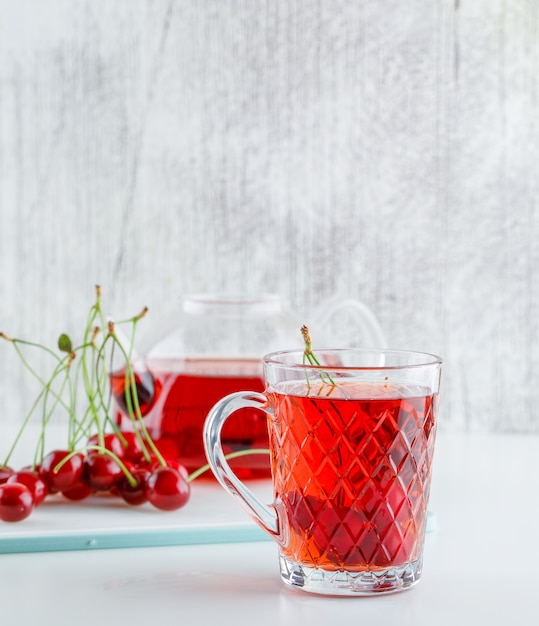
[35,353,76,465]
[0,333,73,414]
[105,321,164,467]
[69,341,108,450]
[2,384,47,469]
[300,325,336,390]
[2,347,75,469]
[89,331,117,449]
[186,448,271,482]
[76,286,108,443]
[107,307,150,451]
[117,307,148,361]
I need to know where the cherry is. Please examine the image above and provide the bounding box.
[118,431,145,463]
[108,459,137,496]
[0,482,34,522]
[40,450,84,492]
[149,457,189,480]
[87,433,125,459]
[7,470,48,506]
[61,478,94,501]
[0,466,14,484]
[83,453,123,491]
[145,466,190,511]
[118,467,151,506]
[119,459,137,474]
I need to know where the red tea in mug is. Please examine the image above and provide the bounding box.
[269,380,437,571]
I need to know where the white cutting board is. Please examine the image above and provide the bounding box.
[0,422,271,553]
[0,479,272,553]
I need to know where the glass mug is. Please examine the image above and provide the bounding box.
[203,348,442,596]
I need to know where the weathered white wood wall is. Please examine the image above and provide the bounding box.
[0,1,537,432]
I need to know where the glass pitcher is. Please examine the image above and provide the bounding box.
[113,293,386,479]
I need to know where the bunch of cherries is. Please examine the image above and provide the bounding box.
[0,430,192,523]
[0,287,198,524]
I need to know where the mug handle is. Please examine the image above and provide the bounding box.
[203,391,281,540]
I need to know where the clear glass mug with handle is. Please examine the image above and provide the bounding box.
[203,348,442,596]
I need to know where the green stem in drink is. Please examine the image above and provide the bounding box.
[301,325,335,390]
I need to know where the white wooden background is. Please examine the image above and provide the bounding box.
[0,0,537,432]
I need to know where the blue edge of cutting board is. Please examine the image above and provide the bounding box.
[0,524,268,554]
[0,512,437,555]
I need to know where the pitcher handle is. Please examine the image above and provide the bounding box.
[203,391,281,539]
[313,296,386,348]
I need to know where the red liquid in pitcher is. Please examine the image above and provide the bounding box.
[109,370,160,417]
[269,381,437,571]
[113,359,270,478]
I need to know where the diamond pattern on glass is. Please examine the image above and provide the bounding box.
[269,382,437,572]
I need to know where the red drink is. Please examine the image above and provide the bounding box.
[269,381,437,571]
[113,359,270,478]
[203,348,442,594]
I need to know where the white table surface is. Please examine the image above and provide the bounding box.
[0,430,537,625]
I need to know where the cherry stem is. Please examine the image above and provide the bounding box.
[2,348,76,469]
[0,335,73,416]
[300,325,336,390]
[186,448,271,482]
[106,324,164,467]
[35,357,75,466]
[1,286,154,474]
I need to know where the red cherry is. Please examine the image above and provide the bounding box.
[0,466,14,484]
[0,482,34,522]
[118,467,151,506]
[150,458,189,480]
[87,433,125,458]
[7,470,48,506]
[119,459,137,474]
[108,460,137,496]
[83,453,123,491]
[145,467,190,511]
[118,431,145,463]
[61,478,94,501]
[40,450,84,492]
